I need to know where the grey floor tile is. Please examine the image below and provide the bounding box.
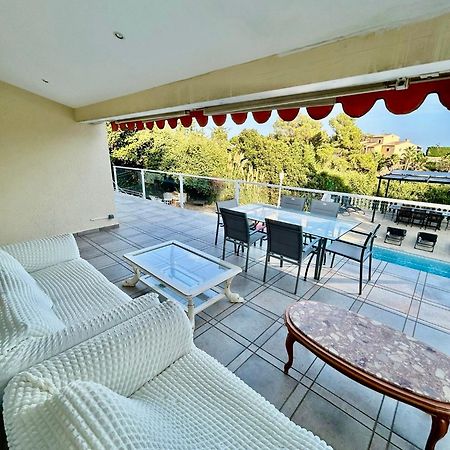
[417,302,450,331]
[292,390,373,450]
[366,287,412,315]
[86,254,117,270]
[421,285,450,308]
[261,326,316,375]
[220,305,275,342]
[309,286,355,309]
[369,434,389,450]
[234,354,297,409]
[315,365,383,419]
[271,274,315,298]
[358,304,406,331]
[392,403,431,450]
[79,245,104,260]
[375,273,417,297]
[413,323,450,355]
[99,264,132,283]
[248,287,297,317]
[227,274,262,298]
[194,327,246,366]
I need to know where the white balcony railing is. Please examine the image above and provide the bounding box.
[112,165,450,223]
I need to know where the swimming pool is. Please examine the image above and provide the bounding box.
[373,246,450,279]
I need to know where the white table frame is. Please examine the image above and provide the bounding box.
[122,241,243,328]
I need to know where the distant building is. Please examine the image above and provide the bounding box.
[363,134,420,157]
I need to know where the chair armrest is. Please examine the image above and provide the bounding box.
[4,300,192,412]
[0,293,160,396]
[1,234,80,272]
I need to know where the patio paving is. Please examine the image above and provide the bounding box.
[75,192,450,450]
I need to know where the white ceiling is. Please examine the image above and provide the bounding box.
[1,0,450,108]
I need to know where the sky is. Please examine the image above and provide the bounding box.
[205,94,450,151]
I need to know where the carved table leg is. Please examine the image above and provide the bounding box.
[426,416,449,450]
[186,296,195,330]
[224,277,244,303]
[284,332,296,374]
[122,266,141,287]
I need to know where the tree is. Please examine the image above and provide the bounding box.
[329,113,364,154]
[401,146,427,170]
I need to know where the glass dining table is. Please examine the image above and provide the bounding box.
[231,203,361,280]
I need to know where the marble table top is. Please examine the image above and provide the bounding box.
[288,301,450,404]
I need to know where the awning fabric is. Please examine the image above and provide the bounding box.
[110,78,450,131]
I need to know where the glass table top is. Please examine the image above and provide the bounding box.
[124,241,240,297]
[233,204,360,240]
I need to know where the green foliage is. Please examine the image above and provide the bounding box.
[427,146,450,157]
[108,115,450,205]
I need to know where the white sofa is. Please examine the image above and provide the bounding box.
[0,234,159,398]
[4,300,331,450]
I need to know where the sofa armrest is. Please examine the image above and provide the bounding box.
[0,293,160,397]
[4,300,192,415]
[1,234,80,273]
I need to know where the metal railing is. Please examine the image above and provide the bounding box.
[112,165,450,223]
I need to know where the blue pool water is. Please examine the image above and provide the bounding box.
[373,246,450,279]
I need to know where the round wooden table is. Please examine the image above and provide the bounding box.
[284,301,450,450]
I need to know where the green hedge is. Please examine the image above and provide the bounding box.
[427,146,450,157]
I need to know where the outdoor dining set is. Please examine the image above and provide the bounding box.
[215,196,379,295]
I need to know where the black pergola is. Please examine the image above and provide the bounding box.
[371,170,450,221]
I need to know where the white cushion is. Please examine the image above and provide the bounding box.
[32,259,132,326]
[0,250,64,351]
[1,234,80,273]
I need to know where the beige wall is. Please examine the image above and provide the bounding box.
[0,81,117,245]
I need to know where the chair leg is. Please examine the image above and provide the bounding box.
[294,264,301,295]
[330,253,336,268]
[359,261,363,295]
[280,256,283,268]
[215,217,220,246]
[222,239,226,260]
[263,254,270,282]
[368,255,373,281]
[245,245,250,272]
[304,254,313,281]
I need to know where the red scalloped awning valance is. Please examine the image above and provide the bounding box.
[111,78,450,131]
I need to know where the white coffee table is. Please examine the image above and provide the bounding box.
[122,241,243,327]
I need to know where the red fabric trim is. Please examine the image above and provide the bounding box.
[306,105,334,120]
[212,114,227,126]
[168,118,178,129]
[109,79,450,129]
[277,108,299,121]
[190,111,208,127]
[180,116,193,127]
[231,112,248,125]
[252,111,271,123]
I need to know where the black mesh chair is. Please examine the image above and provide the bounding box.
[220,208,265,272]
[215,199,238,245]
[384,227,407,246]
[415,232,437,252]
[263,219,319,294]
[280,195,306,212]
[424,212,444,231]
[310,199,340,218]
[395,207,413,226]
[319,224,380,295]
[411,209,427,227]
